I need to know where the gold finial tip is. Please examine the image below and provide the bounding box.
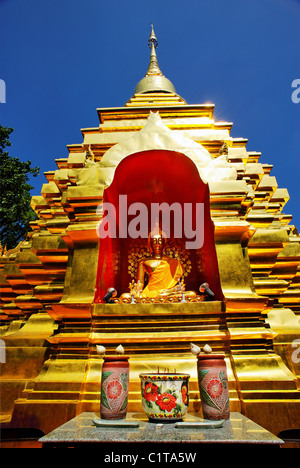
[148,24,158,49]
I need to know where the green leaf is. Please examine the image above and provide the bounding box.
[120,373,128,390]
[173,403,182,416]
[100,389,111,410]
[199,386,222,411]
[102,371,113,382]
[224,397,230,409]
[120,395,128,411]
[219,371,227,389]
[198,369,210,381]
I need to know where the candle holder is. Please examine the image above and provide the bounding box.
[139,372,190,422]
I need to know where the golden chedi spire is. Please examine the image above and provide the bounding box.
[133,24,177,95]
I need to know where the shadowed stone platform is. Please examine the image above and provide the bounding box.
[39,412,283,449]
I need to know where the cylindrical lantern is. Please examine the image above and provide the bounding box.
[197,355,230,420]
[100,356,130,420]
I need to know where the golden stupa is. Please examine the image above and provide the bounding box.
[1,26,299,440]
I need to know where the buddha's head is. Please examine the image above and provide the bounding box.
[148,231,166,256]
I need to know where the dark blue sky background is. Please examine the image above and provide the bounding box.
[1,0,299,228]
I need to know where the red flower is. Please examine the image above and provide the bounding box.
[144,382,159,402]
[181,384,188,405]
[156,392,177,412]
[107,380,122,399]
[207,379,223,398]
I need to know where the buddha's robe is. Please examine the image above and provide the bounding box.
[140,257,183,298]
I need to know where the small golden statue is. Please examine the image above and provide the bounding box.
[219,142,228,156]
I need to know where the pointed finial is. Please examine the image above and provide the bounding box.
[148,24,158,49]
[146,24,162,76]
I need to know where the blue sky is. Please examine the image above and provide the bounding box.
[1,0,300,228]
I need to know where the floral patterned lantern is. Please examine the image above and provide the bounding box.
[99,346,129,420]
[197,354,230,420]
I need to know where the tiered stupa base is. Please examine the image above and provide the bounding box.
[3,301,299,437]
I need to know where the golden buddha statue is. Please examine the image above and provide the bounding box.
[121,233,197,301]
